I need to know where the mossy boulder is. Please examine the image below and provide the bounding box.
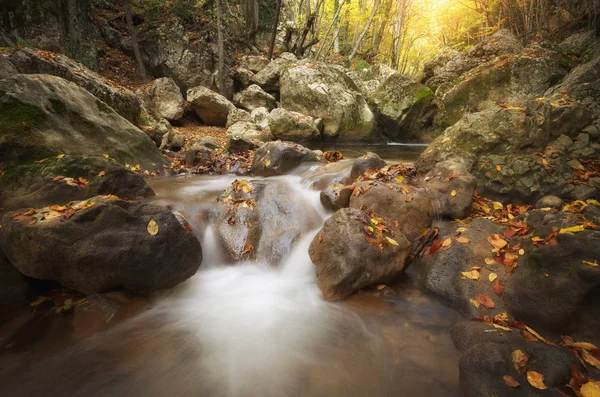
[369,73,439,142]
[0,156,154,211]
[280,62,375,141]
[0,74,166,170]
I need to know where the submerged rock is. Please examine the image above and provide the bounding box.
[0,196,202,294]
[349,152,387,181]
[251,141,322,177]
[309,207,411,300]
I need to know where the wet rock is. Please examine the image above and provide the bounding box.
[251,141,322,177]
[251,52,297,92]
[184,144,214,167]
[536,195,564,209]
[239,55,271,73]
[0,74,166,170]
[0,156,154,211]
[280,62,375,140]
[226,108,251,128]
[234,84,277,111]
[0,249,34,307]
[309,207,411,300]
[138,77,184,121]
[187,85,236,126]
[216,179,320,264]
[10,48,141,124]
[320,183,353,211]
[0,54,18,79]
[0,196,202,294]
[349,181,433,242]
[369,73,438,142]
[349,153,387,181]
[268,108,321,142]
[423,160,477,219]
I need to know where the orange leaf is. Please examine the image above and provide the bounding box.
[243,243,253,254]
[503,375,520,387]
[477,294,495,308]
[456,236,470,244]
[98,171,106,177]
[493,278,504,295]
[512,349,529,373]
[526,371,547,390]
[488,234,508,249]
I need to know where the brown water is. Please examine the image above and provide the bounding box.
[0,147,463,397]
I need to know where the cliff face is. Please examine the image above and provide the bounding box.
[0,0,100,70]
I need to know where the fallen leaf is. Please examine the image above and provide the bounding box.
[52,175,65,181]
[265,159,271,167]
[525,326,549,344]
[527,371,547,390]
[385,236,400,246]
[489,272,498,282]
[441,137,450,143]
[559,225,585,234]
[462,270,480,280]
[488,234,508,249]
[469,298,480,308]
[103,153,110,158]
[56,154,65,159]
[456,236,470,244]
[583,260,598,268]
[485,258,496,265]
[243,243,253,253]
[30,296,46,307]
[451,190,457,197]
[518,249,525,255]
[572,342,599,351]
[493,201,503,210]
[442,238,452,247]
[24,209,37,216]
[581,381,600,397]
[512,349,529,373]
[81,200,95,209]
[504,375,520,387]
[98,171,106,177]
[147,219,159,236]
[496,165,502,172]
[477,294,495,308]
[49,205,67,212]
[493,278,504,295]
[582,350,600,369]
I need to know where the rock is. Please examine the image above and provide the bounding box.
[0,249,34,307]
[226,134,259,154]
[559,30,600,63]
[251,52,297,92]
[249,107,271,131]
[0,196,202,294]
[369,73,438,142]
[138,77,184,121]
[10,48,142,124]
[320,183,353,211]
[408,218,508,317]
[184,144,214,167]
[226,120,273,154]
[536,195,564,209]
[423,160,477,219]
[233,84,277,111]
[0,74,166,170]
[268,108,321,142]
[239,55,271,73]
[280,62,375,140]
[251,141,322,177]
[0,55,18,79]
[198,136,221,150]
[0,156,154,211]
[151,119,183,151]
[226,108,250,128]
[0,0,99,69]
[187,85,236,126]
[349,181,433,242]
[139,23,233,96]
[349,152,387,181]
[345,71,367,95]
[465,29,523,63]
[216,179,320,264]
[309,207,411,300]
[233,67,254,91]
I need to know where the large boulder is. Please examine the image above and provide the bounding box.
[239,55,271,73]
[216,179,320,264]
[187,85,236,126]
[423,160,477,219]
[0,0,99,69]
[268,108,321,142]
[9,48,142,124]
[280,62,375,140]
[251,52,297,92]
[233,84,277,111]
[349,152,387,181]
[369,73,438,142]
[349,181,433,243]
[226,119,274,152]
[559,30,600,63]
[251,141,322,176]
[138,77,184,121]
[0,54,18,79]
[0,156,154,211]
[309,207,411,300]
[0,74,166,170]
[0,196,202,294]
[320,183,353,211]
[0,249,34,307]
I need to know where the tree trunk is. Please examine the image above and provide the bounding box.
[244,0,259,43]
[348,0,380,60]
[315,0,346,60]
[216,0,225,95]
[123,0,146,80]
[268,0,283,59]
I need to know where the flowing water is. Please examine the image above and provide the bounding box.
[0,145,463,397]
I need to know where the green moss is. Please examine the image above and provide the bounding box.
[0,97,47,129]
[415,86,433,102]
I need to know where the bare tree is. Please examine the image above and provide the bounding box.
[216,0,225,95]
[123,0,146,80]
[348,0,381,60]
[268,0,283,59]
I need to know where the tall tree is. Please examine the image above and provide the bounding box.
[244,0,259,43]
[216,0,225,95]
[348,0,381,60]
[268,0,283,59]
[123,0,146,80]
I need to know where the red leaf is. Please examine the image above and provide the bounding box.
[477,294,495,308]
[493,279,504,295]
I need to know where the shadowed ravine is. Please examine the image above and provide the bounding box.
[0,148,462,397]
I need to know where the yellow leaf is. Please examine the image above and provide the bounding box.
[24,209,37,216]
[265,159,271,167]
[492,201,503,210]
[581,381,600,397]
[81,200,95,210]
[456,227,467,232]
[573,342,598,351]
[469,298,480,308]
[489,272,498,282]
[30,296,46,307]
[462,270,480,280]
[525,326,548,343]
[512,349,529,372]
[147,219,159,236]
[56,153,65,159]
[583,350,600,369]
[103,153,110,158]
[485,258,496,265]
[441,137,450,143]
[535,97,545,103]
[385,236,400,246]
[376,284,385,290]
[496,165,502,172]
[526,371,547,390]
[105,194,119,200]
[588,199,600,207]
[395,176,404,184]
[518,249,525,255]
[450,190,457,197]
[49,205,67,212]
[456,236,470,244]
[442,238,452,247]
[559,225,585,234]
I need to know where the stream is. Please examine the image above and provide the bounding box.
[0,145,463,397]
